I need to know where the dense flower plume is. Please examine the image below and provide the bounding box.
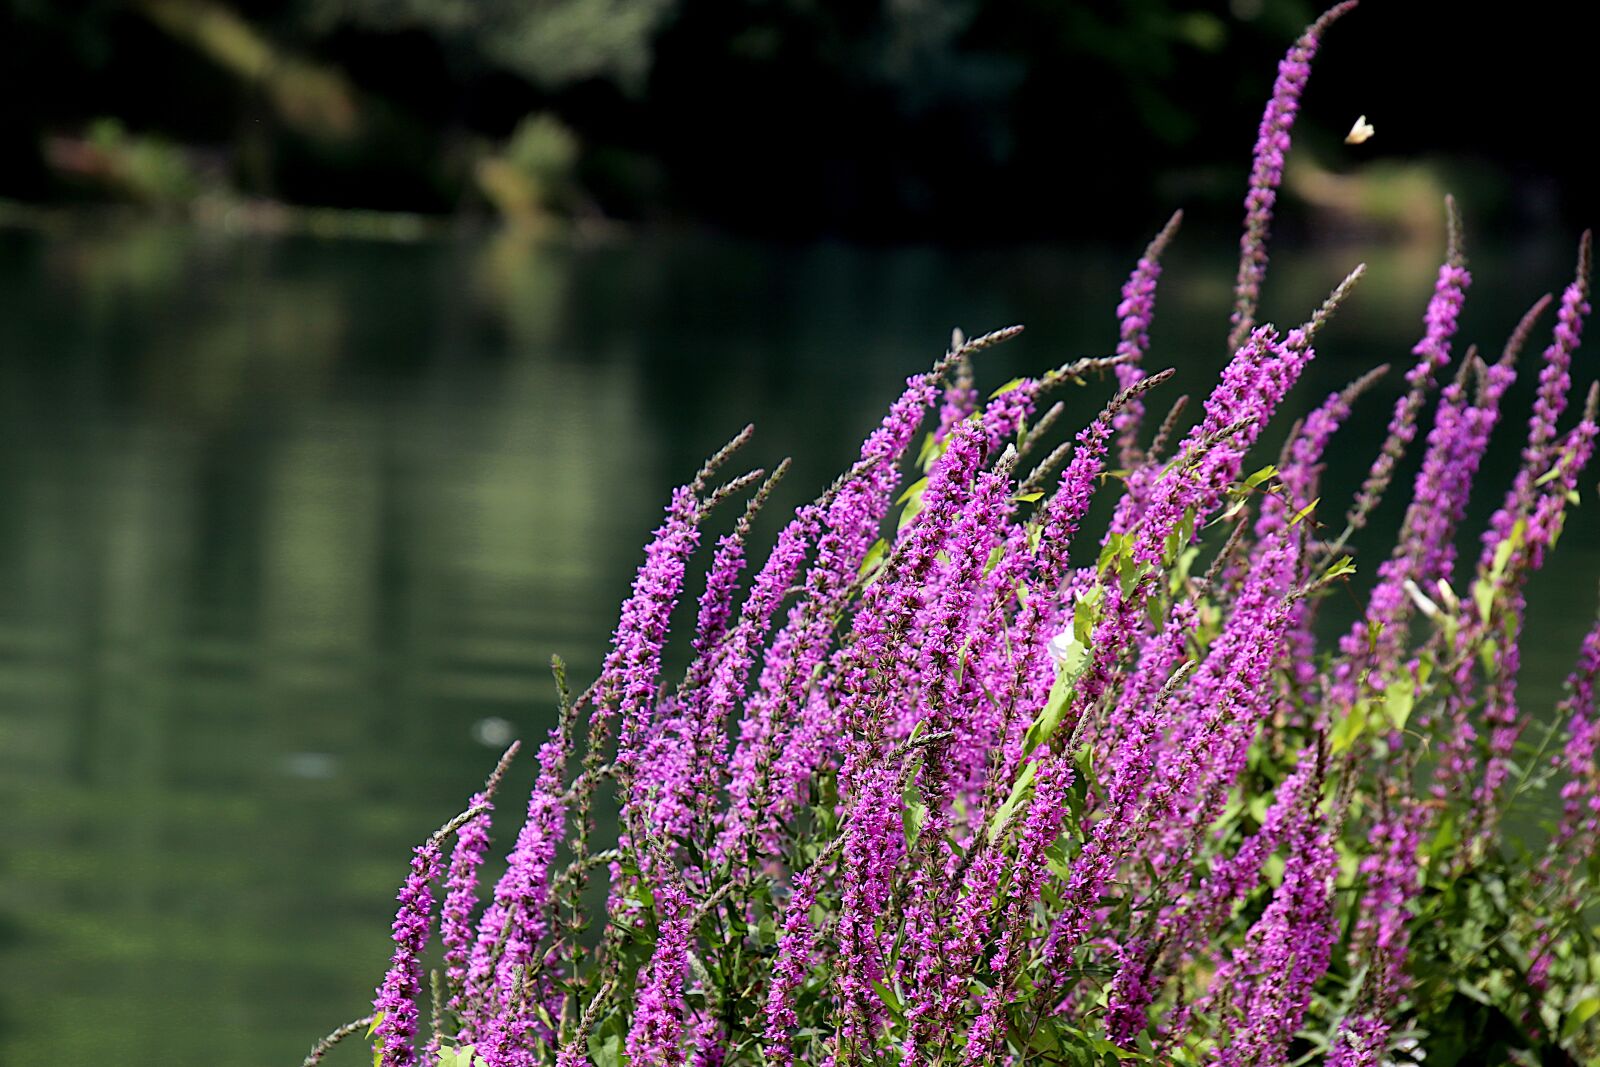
[305,7,1600,1065]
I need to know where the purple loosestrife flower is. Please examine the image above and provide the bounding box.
[1163,530,1298,766]
[1529,605,1600,982]
[688,523,753,673]
[1525,407,1598,569]
[635,471,798,854]
[923,844,1007,1048]
[1330,369,1499,711]
[981,373,1171,802]
[1472,413,1598,834]
[1105,748,1323,1044]
[1320,238,1472,710]
[979,380,1039,454]
[1137,326,1310,567]
[625,881,694,1067]
[963,755,1078,1065]
[440,792,494,1010]
[946,523,1032,810]
[1268,363,1389,536]
[467,735,568,1060]
[1263,366,1386,692]
[763,863,826,1066]
[1061,331,1306,795]
[1481,233,1591,559]
[898,464,1015,1058]
[1044,580,1293,988]
[602,482,709,911]
[1524,239,1593,464]
[937,353,978,441]
[685,1013,724,1067]
[832,424,985,1053]
[1228,2,1356,352]
[721,364,946,863]
[1114,210,1183,467]
[1098,602,1197,818]
[688,505,817,853]
[1205,806,1339,1066]
[1327,1014,1389,1067]
[611,485,703,778]
[373,838,444,1067]
[1550,609,1600,858]
[1346,228,1470,539]
[1329,802,1424,1063]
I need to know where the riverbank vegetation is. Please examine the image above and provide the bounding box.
[313,6,1600,1063]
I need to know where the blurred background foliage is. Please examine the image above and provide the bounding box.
[1,0,1590,240]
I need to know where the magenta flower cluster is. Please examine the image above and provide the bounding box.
[315,7,1600,1066]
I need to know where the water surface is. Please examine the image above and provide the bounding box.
[0,222,1595,1066]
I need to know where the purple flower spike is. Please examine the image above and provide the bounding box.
[1228,1,1357,352]
[1115,210,1183,467]
[440,793,494,1009]
[373,839,445,1067]
[625,881,694,1067]
[1481,231,1592,560]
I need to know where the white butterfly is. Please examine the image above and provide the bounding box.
[1345,115,1375,145]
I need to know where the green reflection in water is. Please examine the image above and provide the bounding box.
[0,223,1595,1066]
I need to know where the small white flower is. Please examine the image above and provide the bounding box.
[1403,578,1440,619]
[1345,114,1375,144]
[1047,630,1078,668]
[1435,578,1459,612]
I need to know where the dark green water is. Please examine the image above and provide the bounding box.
[0,223,1595,1066]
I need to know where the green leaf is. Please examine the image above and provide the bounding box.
[1489,518,1526,584]
[589,1015,625,1067]
[1428,813,1456,862]
[1023,636,1089,756]
[1170,546,1200,591]
[858,537,889,579]
[1289,497,1320,528]
[1241,464,1279,492]
[1044,831,1075,882]
[1014,491,1044,503]
[872,978,905,1022]
[1324,556,1358,582]
[1119,554,1149,599]
[1384,671,1416,731]
[901,772,928,852]
[1366,619,1385,653]
[1330,701,1369,755]
[988,761,1038,844]
[897,476,930,507]
[1073,587,1104,644]
[1098,532,1129,576]
[1564,995,1600,1039]
[1473,577,1494,623]
[898,494,928,535]
[989,377,1027,399]
[369,1013,386,1067]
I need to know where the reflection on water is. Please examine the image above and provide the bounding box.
[0,223,1595,1066]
